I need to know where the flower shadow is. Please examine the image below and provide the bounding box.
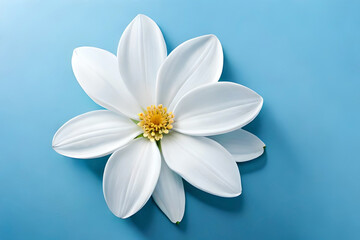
[184,181,245,212]
[72,155,109,180]
[240,151,268,175]
[129,199,158,234]
[129,198,189,233]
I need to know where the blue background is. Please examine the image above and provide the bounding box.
[1,0,359,239]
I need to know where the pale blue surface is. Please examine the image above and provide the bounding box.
[1,0,359,239]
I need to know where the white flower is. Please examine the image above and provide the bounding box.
[52,14,265,223]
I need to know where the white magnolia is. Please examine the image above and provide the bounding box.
[52,14,265,223]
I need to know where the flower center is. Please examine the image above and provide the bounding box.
[137,104,174,142]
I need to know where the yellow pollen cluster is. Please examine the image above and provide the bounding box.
[137,104,174,142]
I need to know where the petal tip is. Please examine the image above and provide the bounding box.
[228,187,242,198]
[198,33,217,40]
[170,215,184,224]
[200,34,221,46]
[206,34,219,41]
[136,13,148,19]
[51,133,60,149]
[51,143,58,149]
[51,134,65,155]
[104,197,135,220]
[72,47,87,56]
[110,209,132,219]
[219,190,242,198]
[134,14,154,23]
[227,178,242,197]
[237,188,243,196]
[121,211,136,219]
[72,48,80,61]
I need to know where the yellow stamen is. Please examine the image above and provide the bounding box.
[138,104,174,141]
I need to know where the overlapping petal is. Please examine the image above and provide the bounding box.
[156,35,223,110]
[173,82,263,136]
[72,47,142,119]
[117,14,167,108]
[210,129,265,162]
[103,138,161,218]
[161,132,241,197]
[152,158,185,223]
[52,110,141,159]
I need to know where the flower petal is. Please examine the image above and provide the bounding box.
[210,129,265,162]
[173,82,263,136]
[152,158,185,223]
[103,138,161,218]
[161,132,241,197]
[156,35,223,110]
[117,14,167,108]
[52,110,141,159]
[72,47,142,119]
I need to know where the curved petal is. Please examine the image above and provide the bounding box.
[210,129,265,162]
[103,138,161,218]
[117,14,167,108]
[52,110,141,159]
[152,158,185,223]
[156,35,223,110]
[72,47,142,119]
[173,82,263,136]
[161,132,241,197]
